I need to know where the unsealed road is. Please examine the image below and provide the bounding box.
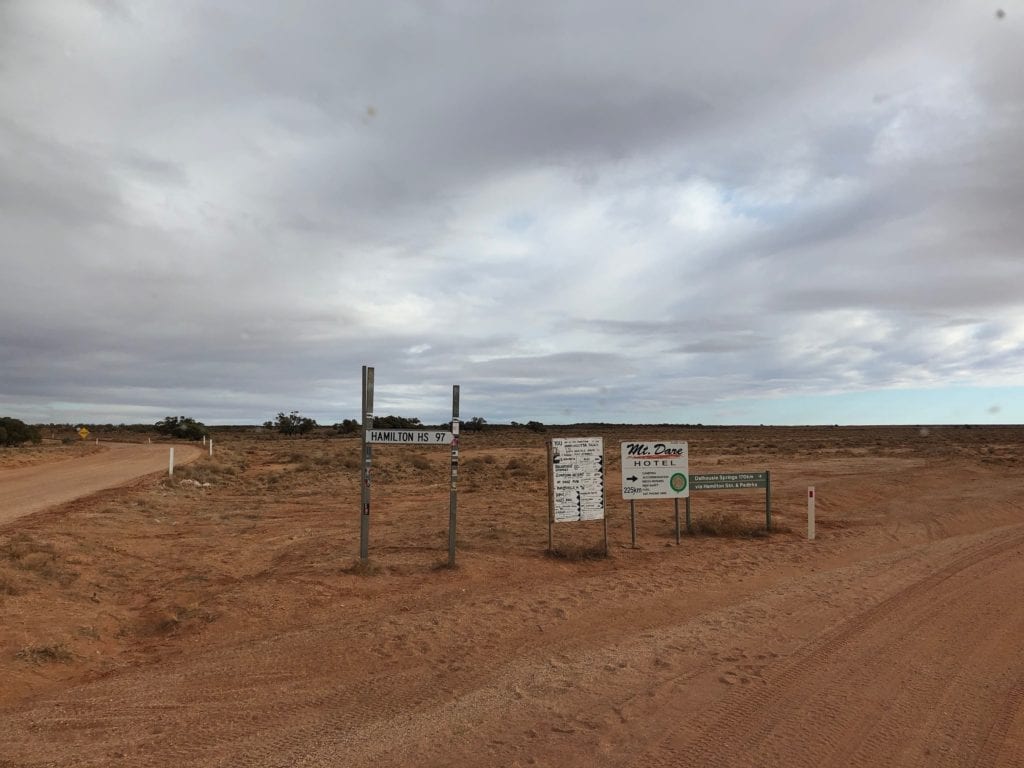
[0,442,202,527]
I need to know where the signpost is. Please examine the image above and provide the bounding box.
[688,471,772,532]
[368,429,453,445]
[547,437,607,554]
[359,367,460,567]
[78,427,89,440]
[621,441,689,545]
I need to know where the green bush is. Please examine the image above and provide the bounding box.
[0,417,41,446]
[154,416,209,441]
[268,411,318,435]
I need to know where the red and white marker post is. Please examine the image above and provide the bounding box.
[807,486,816,540]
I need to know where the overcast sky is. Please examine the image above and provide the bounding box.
[2,1,1022,426]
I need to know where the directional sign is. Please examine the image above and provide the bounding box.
[77,427,89,440]
[620,441,689,499]
[690,472,768,491]
[551,437,605,522]
[368,429,453,445]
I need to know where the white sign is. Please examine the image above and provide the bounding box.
[551,437,605,522]
[620,441,689,499]
[368,429,453,445]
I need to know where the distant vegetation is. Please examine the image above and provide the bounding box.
[0,417,41,446]
[370,415,423,429]
[154,416,210,441]
[266,411,318,435]
[332,418,361,435]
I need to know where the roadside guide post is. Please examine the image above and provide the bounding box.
[169,447,174,477]
[808,486,816,540]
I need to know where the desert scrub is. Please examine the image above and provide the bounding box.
[0,533,78,585]
[690,511,768,538]
[16,642,73,664]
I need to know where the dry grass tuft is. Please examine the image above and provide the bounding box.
[409,455,432,471]
[344,559,383,576]
[0,567,22,595]
[16,642,73,664]
[546,544,609,561]
[0,532,56,561]
[690,512,769,538]
[0,533,77,584]
[134,604,217,638]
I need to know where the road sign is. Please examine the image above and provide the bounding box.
[368,429,453,445]
[690,472,768,491]
[620,441,689,499]
[77,427,89,440]
[550,437,605,522]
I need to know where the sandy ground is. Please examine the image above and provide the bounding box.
[0,425,1022,767]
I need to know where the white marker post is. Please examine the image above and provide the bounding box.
[169,447,175,477]
[209,438,213,458]
[807,486,816,540]
[202,435,206,446]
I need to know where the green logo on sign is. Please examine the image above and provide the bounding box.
[670,473,688,493]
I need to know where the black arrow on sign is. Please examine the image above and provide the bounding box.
[626,475,638,482]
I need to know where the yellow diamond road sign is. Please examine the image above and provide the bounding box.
[78,427,89,440]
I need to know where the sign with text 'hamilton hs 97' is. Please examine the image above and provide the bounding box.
[368,429,453,445]
[551,437,605,523]
[621,441,689,499]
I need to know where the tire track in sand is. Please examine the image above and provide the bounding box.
[632,525,1024,768]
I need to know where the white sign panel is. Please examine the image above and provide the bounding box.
[551,437,605,522]
[620,441,689,499]
[368,429,453,445]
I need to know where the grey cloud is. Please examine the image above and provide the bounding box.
[2,1,1023,425]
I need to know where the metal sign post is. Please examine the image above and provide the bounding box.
[620,441,689,546]
[674,498,681,544]
[448,385,460,567]
[359,365,375,562]
[689,470,772,533]
[358,366,457,566]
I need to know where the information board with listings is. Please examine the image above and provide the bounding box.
[550,437,605,522]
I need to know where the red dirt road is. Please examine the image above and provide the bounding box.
[0,442,202,527]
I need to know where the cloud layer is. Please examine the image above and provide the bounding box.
[2,1,1022,425]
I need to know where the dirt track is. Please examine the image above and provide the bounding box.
[0,426,1022,766]
[0,442,202,527]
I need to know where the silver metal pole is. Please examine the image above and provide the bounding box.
[630,500,637,548]
[448,385,460,567]
[674,497,681,544]
[359,366,374,561]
